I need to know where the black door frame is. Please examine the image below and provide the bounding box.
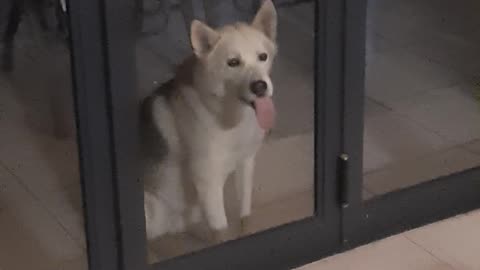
[68,0,344,268]
[68,0,147,269]
[67,0,480,269]
[69,0,345,269]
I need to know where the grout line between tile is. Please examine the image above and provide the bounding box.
[386,95,476,146]
[253,187,312,210]
[363,138,477,178]
[404,45,480,82]
[375,29,477,81]
[365,96,394,111]
[403,234,457,270]
[459,139,480,156]
[0,161,86,251]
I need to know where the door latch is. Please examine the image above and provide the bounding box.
[339,153,350,209]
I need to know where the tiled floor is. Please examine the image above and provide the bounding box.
[297,209,480,270]
[363,0,480,197]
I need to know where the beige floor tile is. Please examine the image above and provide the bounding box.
[296,235,453,270]
[57,254,88,270]
[367,0,420,48]
[149,233,207,263]
[0,210,60,270]
[0,165,84,270]
[365,48,461,106]
[243,190,313,235]
[263,4,316,139]
[463,139,480,155]
[373,1,478,42]
[366,32,396,55]
[0,121,85,246]
[368,0,480,77]
[364,147,480,195]
[41,182,86,248]
[363,111,449,172]
[0,79,24,122]
[0,118,80,190]
[270,56,315,138]
[403,27,480,78]
[363,138,392,173]
[0,84,85,247]
[371,0,479,43]
[389,84,480,145]
[276,12,314,75]
[364,98,391,119]
[405,210,480,270]
[253,133,314,206]
[0,80,80,189]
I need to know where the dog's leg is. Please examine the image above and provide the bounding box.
[191,164,229,244]
[235,156,255,235]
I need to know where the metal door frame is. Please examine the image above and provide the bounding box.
[66,0,480,269]
[69,0,345,269]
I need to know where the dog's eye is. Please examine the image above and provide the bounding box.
[258,53,268,61]
[227,58,241,67]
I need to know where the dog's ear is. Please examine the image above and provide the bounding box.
[252,0,277,41]
[190,20,220,57]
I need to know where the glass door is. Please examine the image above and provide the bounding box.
[68,0,348,269]
[0,1,87,269]
[362,0,480,200]
[340,0,480,249]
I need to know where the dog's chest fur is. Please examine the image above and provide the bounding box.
[171,87,264,174]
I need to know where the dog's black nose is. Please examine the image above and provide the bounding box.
[250,80,267,97]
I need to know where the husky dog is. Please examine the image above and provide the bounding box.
[142,0,277,243]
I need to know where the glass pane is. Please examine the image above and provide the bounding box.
[137,0,315,262]
[363,0,480,200]
[0,1,87,269]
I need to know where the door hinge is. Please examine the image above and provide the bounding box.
[339,153,350,209]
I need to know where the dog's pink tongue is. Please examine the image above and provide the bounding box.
[254,96,275,131]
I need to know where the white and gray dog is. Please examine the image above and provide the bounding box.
[142,0,277,243]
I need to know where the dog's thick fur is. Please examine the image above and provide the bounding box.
[142,0,278,242]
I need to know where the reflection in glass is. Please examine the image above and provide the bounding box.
[363,0,480,199]
[0,0,86,269]
[137,0,315,262]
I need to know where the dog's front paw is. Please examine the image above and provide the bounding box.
[147,246,161,264]
[240,216,252,236]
